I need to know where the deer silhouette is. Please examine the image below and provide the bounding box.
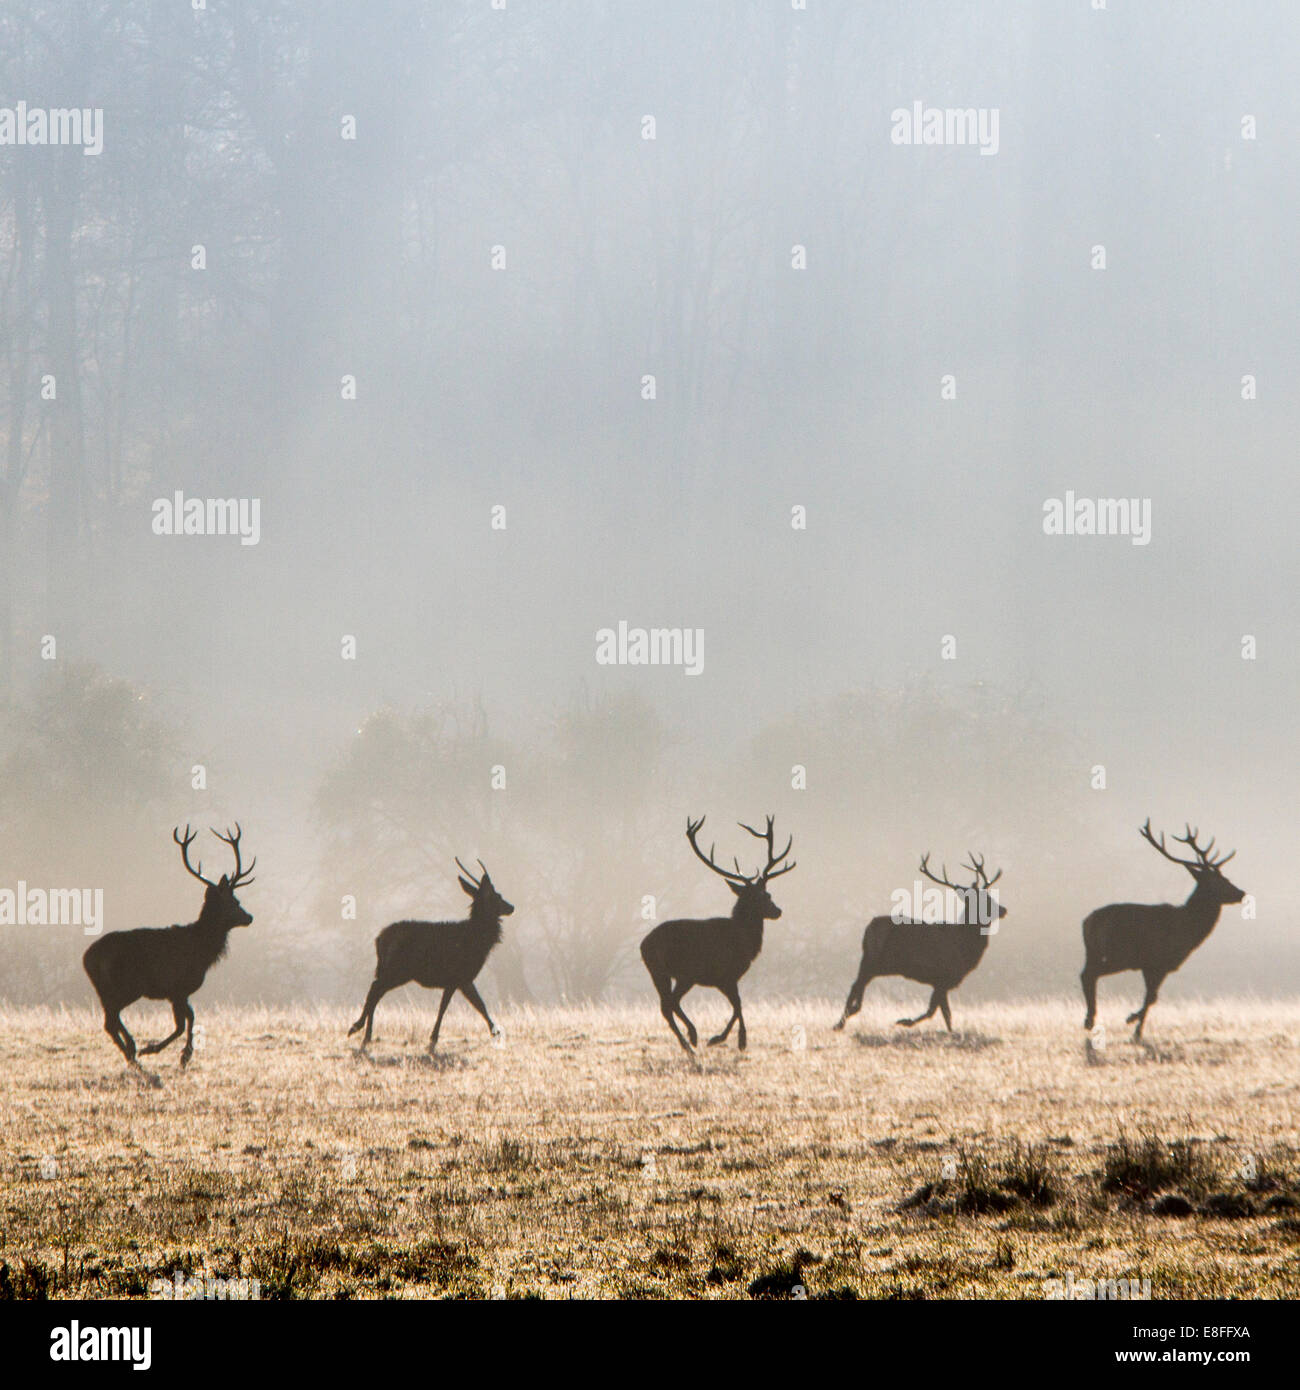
[83,825,255,1068]
[834,852,1005,1033]
[640,815,795,1058]
[348,858,514,1053]
[1082,820,1244,1042]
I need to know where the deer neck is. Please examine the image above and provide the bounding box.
[966,924,994,958]
[191,905,237,963]
[469,903,504,945]
[730,901,766,946]
[195,901,234,934]
[1179,881,1225,940]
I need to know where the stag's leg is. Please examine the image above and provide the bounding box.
[897,989,941,1028]
[140,999,189,1057]
[707,1010,737,1046]
[661,1001,695,1057]
[657,985,696,1057]
[708,984,744,1047]
[938,991,953,1032]
[349,978,390,1046]
[644,957,695,1056]
[459,982,500,1039]
[102,1009,137,1063]
[711,989,739,1045]
[834,961,874,1031]
[1126,970,1163,1041]
[670,982,699,1048]
[1081,965,1099,1030]
[428,987,457,1053]
[178,1002,197,1067]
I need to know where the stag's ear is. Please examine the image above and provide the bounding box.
[727,881,744,897]
[458,876,478,896]
[217,874,229,887]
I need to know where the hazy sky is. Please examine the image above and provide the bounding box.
[2,0,1296,1004]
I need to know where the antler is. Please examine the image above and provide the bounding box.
[918,852,962,892]
[1140,819,1235,871]
[174,825,215,886]
[963,851,1003,889]
[738,814,796,883]
[455,856,490,887]
[1173,824,1235,869]
[686,816,751,885]
[212,823,256,886]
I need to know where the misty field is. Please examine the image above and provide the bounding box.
[1,998,1298,1300]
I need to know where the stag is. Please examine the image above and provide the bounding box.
[640,815,795,1057]
[83,825,255,1067]
[834,852,1005,1033]
[348,858,514,1053]
[1082,820,1244,1041]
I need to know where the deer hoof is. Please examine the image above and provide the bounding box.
[180,1049,193,1069]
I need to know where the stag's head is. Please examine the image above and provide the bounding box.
[1140,820,1244,904]
[686,814,796,920]
[456,858,515,918]
[919,851,1006,926]
[174,824,256,927]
